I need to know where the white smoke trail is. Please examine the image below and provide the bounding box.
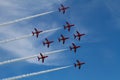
[42,27,61,34]
[0,27,61,44]
[0,34,32,44]
[0,49,67,65]
[2,65,72,80]
[0,11,55,27]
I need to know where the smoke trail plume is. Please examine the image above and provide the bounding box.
[42,27,61,34]
[2,65,72,80]
[0,11,55,27]
[0,49,67,65]
[0,27,61,44]
[0,34,32,44]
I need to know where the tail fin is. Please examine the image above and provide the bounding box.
[32,32,34,36]
[37,56,40,61]
[43,41,45,46]
[74,63,76,67]
[64,25,66,29]
[58,38,61,42]
[74,34,76,39]
[58,8,61,12]
[69,46,72,51]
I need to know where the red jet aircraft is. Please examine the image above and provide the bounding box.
[37,53,48,63]
[70,43,80,53]
[32,28,43,38]
[58,34,69,44]
[74,31,85,41]
[74,60,85,69]
[64,22,75,31]
[58,4,69,14]
[43,38,54,48]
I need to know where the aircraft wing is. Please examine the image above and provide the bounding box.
[79,66,81,69]
[51,41,54,43]
[45,38,48,42]
[78,37,81,41]
[34,28,37,32]
[61,34,64,38]
[76,31,80,35]
[61,4,64,8]
[76,60,80,63]
[47,44,50,48]
[42,58,44,63]
[74,48,76,53]
[72,43,76,47]
[40,53,43,57]
[36,34,39,38]
[63,40,65,44]
[68,28,70,31]
[63,10,65,14]
[66,21,69,25]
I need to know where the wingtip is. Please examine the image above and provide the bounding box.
[63,41,65,44]
[82,62,85,65]
[46,44,50,48]
[51,41,54,43]
[68,29,70,32]
[40,53,42,55]
[61,34,63,36]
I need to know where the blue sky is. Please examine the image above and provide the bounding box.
[0,0,120,80]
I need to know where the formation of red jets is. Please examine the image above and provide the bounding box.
[32,4,85,70]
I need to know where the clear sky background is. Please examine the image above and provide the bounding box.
[0,0,120,80]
